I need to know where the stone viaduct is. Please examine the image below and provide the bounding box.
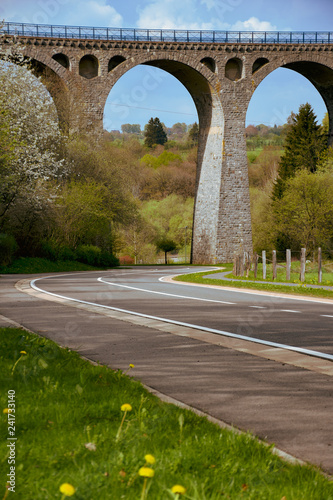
[2,24,333,264]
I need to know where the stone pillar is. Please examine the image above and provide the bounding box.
[191,82,252,264]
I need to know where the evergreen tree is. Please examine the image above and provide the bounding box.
[272,103,327,199]
[188,122,199,145]
[144,117,167,147]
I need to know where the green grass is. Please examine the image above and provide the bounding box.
[174,263,333,300]
[0,257,104,274]
[1,328,333,499]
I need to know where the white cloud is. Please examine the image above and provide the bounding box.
[231,17,277,32]
[136,0,218,30]
[0,0,123,27]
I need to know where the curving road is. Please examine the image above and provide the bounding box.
[1,266,333,473]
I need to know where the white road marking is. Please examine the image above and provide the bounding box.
[249,306,266,309]
[30,277,333,363]
[98,277,235,305]
[280,309,301,313]
[321,315,333,318]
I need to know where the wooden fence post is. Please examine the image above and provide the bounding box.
[262,250,266,280]
[253,252,258,278]
[240,253,244,277]
[272,250,277,280]
[318,247,322,284]
[233,253,237,275]
[300,247,306,282]
[286,249,291,281]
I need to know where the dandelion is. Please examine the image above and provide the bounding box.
[171,484,186,496]
[116,404,132,441]
[139,467,155,499]
[3,409,12,414]
[124,363,135,375]
[144,454,156,465]
[11,351,27,374]
[121,403,132,412]
[59,483,76,498]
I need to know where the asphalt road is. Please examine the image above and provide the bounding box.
[1,266,333,473]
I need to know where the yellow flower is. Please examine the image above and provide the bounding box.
[20,351,27,354]
[121,403,132,412]
[144,454,156,465]
[171,484,186,495]
[139,467,155,478]
[59,483,76,496]
[129,363,135,368]
[3,408,12,414]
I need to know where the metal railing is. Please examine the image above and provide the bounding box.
[1,22,333,44]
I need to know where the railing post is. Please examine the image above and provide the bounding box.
[120,28,122,40]
[65,25,67,38]
[36,24,39,37]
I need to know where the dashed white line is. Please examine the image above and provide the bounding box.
[97,278,236,305]
[321,315,333,318]
[280,309,301,313]
[249,306,266,309]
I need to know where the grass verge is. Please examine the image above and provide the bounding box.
[1,327,333,499]
[174,264,333,300]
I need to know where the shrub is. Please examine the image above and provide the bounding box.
[0,234,18,266]
[75,245,101,266]
[119,255,135,265]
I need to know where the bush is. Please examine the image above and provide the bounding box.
[75,245,101,266]
[0,234,18,266]
[40,241,76,262]
[119,255,135,265]
[75,245,119,268]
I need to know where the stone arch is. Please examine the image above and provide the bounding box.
[102,54,224,262]
[225,57,243,81]
[0,51,72,134]
[52,53,70,69]
[251,54,333,145]
[200,57,216,73]
[79,54,99,79]
[252,57,269,74]
[108,55,126,72]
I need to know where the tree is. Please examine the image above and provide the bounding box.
[272,103,327,199]
[121,123,141,135]
[0,61,66,251]
[144,117,167,147]
[188,122,199,145]
[273,170,333,253]
[156,236,178,264]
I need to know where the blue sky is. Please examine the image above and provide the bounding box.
[1,0,333,130]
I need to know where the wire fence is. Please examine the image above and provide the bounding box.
[2,22,333,44]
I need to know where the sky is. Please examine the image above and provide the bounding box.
[1,0,333,131]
